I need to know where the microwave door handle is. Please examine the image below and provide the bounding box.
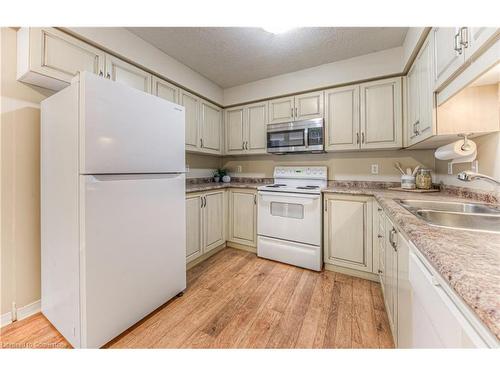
[304,128,309,148]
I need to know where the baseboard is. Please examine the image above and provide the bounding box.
[186,243,226,270]
[0,300,41,328]
[324,264,379,282]
[226,241,257,253]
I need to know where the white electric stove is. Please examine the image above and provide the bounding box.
[257,166,327,271]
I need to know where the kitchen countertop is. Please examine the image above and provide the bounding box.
[323,185,500,341]
[186,181,500,340]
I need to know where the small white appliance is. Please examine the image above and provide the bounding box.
[257,166,327,271]
[41,72,186,348]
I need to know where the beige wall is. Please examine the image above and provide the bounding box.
[1,27,53,316]
[186,153,221,178]
[223,149,435,181]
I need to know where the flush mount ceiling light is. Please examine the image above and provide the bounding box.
[261,26,295,35]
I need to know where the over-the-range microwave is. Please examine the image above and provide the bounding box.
[266,118,324,154]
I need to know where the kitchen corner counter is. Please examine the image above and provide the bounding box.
[186,182,263,193]
[323,184,500,341]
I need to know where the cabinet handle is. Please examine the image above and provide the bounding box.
[106,72,111,79]
[378,269,383,274]
[242,141,245,150]
[203,196,207,208]
[254,194,257,205]
[200,138,204,148]
[295,107,298,117]
[291,108,294,118]
[200,197,204,208]
[459,27,469,48]
[377,208,382,212]
[98,70,104,77]
[245,141,248,150]
[377,234,383,239]
[356,132,360,144]
[454,32,463,55]
[361,132,365,144]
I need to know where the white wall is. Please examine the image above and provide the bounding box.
[65,27,224,105]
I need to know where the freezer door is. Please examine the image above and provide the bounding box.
[80,72,185,174]
[80,173,186,348]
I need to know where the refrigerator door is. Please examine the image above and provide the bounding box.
[80,72,185,174]
[80,173,186,348]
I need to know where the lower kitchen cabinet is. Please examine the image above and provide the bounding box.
[228,189,257,247]
[323,194,373,273]
[185,190,226,263]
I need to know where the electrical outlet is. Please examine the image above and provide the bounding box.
[471,160,479,173]
[448,163,453,175]
[236,165,242,173]
[371,164,379,174]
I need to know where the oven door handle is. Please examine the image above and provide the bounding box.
[258,191,320,205]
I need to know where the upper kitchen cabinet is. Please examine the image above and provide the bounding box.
[152,76,179,104]
[225,101,268,155]
[360,77,402,149]
[17,27,105,91]
[407,33,435,147]
[324,85,360,151]
[105,55,152,93]
[200,100,223,155]
[180,90,201,152]
[268,91,324,124]
[433,27,500,90]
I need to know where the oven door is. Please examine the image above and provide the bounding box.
[257,191,321,246]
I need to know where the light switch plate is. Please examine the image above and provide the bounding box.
[471,160,479,172]
[371,164,379,174]
[448,163,453,175]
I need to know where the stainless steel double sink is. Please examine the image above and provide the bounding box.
[395,199,500,234]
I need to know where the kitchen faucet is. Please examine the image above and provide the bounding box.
[457,171,500,186]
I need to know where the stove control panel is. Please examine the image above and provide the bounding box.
[273,166,327,180]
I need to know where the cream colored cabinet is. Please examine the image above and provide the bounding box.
[180,90,201,151]
[384,216,398,342]
[324,85,360,151]
[105,54,152,93]
[268,91,324,124]
[200,100,222,154]
[268,96,295,124]
[360,77,402,149]
[464,27,499,59]
[152,76,179,104]
[17,27,106,91]
[228,189,257,247]
[407,34,435,147]
[225,101,268,155]
[323,194,373,273]
[185,190,226,263]
[203,190,226,251]
[186,194,203,263]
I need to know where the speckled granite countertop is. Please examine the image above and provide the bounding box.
[186,182,263,193]
[323,185,500,341]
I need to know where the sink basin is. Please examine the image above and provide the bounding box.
[415,210,500,233]
[396,199,500,215]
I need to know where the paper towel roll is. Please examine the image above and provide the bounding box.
[434,139,477,161]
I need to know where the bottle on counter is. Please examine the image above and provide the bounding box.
[416,168,433,189]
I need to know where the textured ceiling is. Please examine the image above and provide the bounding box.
[127,27,409,88]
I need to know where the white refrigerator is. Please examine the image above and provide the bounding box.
[41,72,186,348]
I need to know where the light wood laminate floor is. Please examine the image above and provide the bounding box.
[0,248,394,349]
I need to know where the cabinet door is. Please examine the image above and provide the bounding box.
[203,191,225,252]
[384,219,398,343]
[415,36,435,144]
[406,62,420,146]
[105,55,152,93]
[200,100,222,154]
[186,194,203,263]
[324,195,372,272]
[360,77,402,149]
[19,27,106,90]
[228,189,257,246]
[294,91,324,121]
[152,77,179,104]
[324,85,360,151]
[433,27,465,89]
[246,101,268,154]
[464,27,499,60]
[268,96,294,124]
[180,90,200,151]
[225,106,246,154]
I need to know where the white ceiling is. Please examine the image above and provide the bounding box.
[127,27,409,88]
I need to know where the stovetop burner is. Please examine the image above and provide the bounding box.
[297,185,320,190]
[265,184,287,188]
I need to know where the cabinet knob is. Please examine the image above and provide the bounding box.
[106,72,111,79]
